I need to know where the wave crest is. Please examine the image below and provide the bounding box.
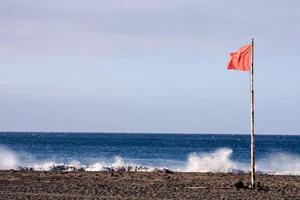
[0,146,19,170]
[2,145,300,175]
[184,148,236,173]
[26,156,151,172]
[257,152,300,175]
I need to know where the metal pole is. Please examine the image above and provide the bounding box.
[250,38,255,188]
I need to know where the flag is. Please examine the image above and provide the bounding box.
[227,44,252,71]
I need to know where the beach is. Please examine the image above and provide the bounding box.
[0,171,299,200]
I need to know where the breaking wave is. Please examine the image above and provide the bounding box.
[0,146,19,170]
[184,148,238,173]
[257,153,300,175]
[1,146,300,175]
[28,156,151,172]
[183,148,300,175]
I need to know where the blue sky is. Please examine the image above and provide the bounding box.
[0,0,300,134]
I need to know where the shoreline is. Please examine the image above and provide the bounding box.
[0,171,299,199]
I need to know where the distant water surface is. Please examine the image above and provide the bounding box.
[0,132,300,174]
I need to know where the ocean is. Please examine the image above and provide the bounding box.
[0,132,300,175]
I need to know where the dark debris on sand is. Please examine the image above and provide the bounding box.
[0,171,299,200]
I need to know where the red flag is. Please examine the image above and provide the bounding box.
[227,44,252,72]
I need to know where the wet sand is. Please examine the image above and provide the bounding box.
[0,170,299,199]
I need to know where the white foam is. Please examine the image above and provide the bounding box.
[257,152,300,175]
[0,146,19,170]
[32,161,63,171]
[85,156,126,171]
[86,162,104,171]
[2,145,300,175]
[184,148,236,173]
[29,156,143,172]
[67,160,82,170]
[111,156,126,169]
[31,160,83,171]
[183,148,300,175]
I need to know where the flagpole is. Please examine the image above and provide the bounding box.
[250,38,255,188]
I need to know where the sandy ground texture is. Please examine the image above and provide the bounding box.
[0,171,299,200]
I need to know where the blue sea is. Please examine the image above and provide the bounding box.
[0,132,300,175]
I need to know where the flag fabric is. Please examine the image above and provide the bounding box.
[227,44,252,71]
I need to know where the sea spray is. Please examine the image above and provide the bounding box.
[257,152,300,175]
[111,156,125,169]
[85,156,126,172]
[26,156,152,172]
[22,152,300,175]
[32,161,62,171]
[86,162,104,171]
[0,146,18,170]
[2,142,300,175]
[184,148,236,172]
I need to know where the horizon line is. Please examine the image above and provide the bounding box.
[0,131,299,136]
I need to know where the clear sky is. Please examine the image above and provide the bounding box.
[0,0,299,134]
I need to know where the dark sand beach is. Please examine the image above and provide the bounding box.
[0,171,299,200]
